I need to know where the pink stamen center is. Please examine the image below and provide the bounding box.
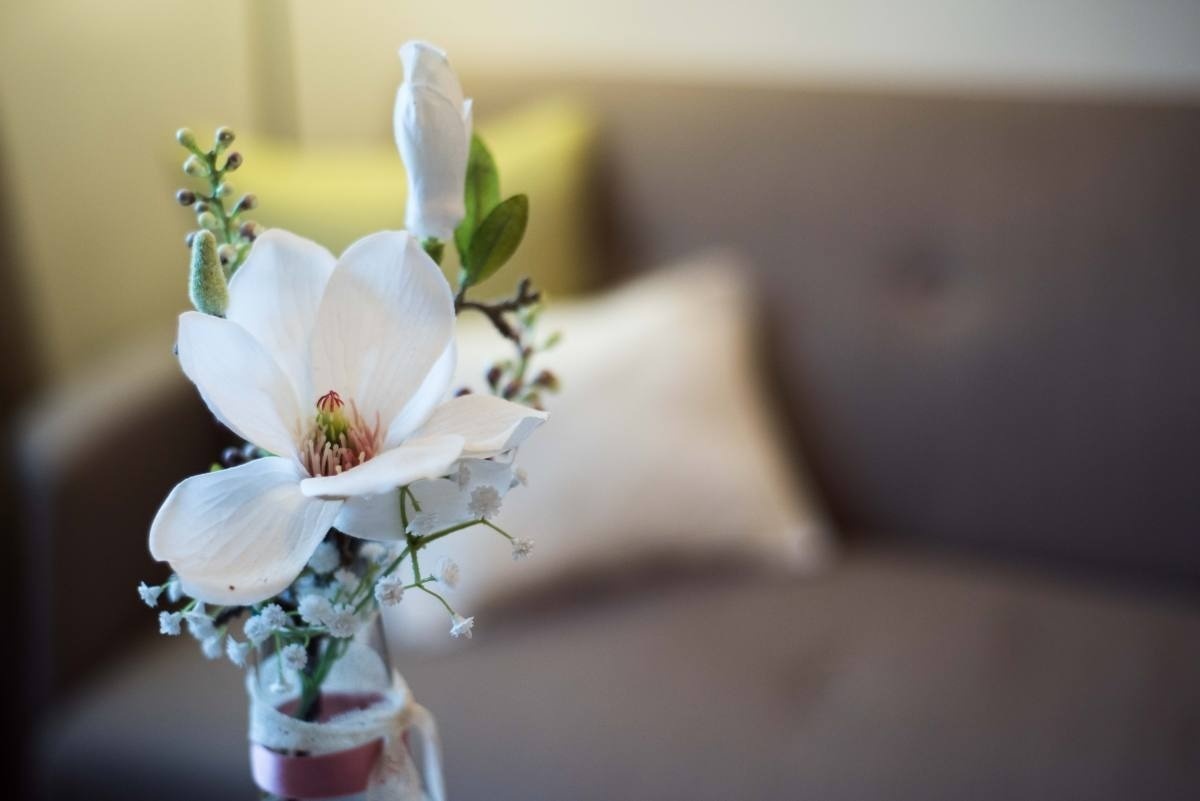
[300,395,382,478]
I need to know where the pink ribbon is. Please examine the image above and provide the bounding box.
[250,692,387,800]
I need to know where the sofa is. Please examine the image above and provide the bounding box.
[24,79,1200,799]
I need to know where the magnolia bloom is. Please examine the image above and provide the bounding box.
[394,40,472,239]
[150,229,546,606]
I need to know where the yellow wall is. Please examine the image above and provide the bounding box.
[0,1,254,380]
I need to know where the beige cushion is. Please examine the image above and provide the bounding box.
[386,253,834,645]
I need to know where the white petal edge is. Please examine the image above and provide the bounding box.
[177,312,303,460]
[309,231,455,436]
[149,457,342,605]
[334,490,404,541]
[226,229,336,408]
[411,394,548,457]
[300,435,465,499]
[384,338,456,448]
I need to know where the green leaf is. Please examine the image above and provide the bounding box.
[464,194,529,287]
[454,134,500,264]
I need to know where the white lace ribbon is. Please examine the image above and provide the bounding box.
[247,644,445,801]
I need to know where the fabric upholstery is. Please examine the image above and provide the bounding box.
[471,79,1200,582]
[38,548,1200,801]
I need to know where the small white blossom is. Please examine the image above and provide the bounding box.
[449,614,475,639]
[374,573,405,607]
[360,542,388,563]
[201,634,224,660]
[137,582,163,608]
[407,511,439,536]
[325,604,360,638]
[334,568,358,590]
[280,643,308,671]
[226,637,251,667]
[158,611,183,636]
[511,538,535,560]
[166,575,183,603]
[243,614,272,645]
[184,608,216,640]
[454,462,471,489]
[468,485,502,519]
[308,541,340,574]
[437,557,460,589]
[298,594,333,626]
[259,603,289,631]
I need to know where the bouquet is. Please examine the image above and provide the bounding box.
[135,41,559,800]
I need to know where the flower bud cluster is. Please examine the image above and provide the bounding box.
[173,126,261,313]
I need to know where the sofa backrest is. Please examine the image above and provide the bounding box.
[474,77,1200,583]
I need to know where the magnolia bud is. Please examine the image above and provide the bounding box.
[234,194,257,213]
[176,128,197,148]
[394,41,471,239]
[215,126,235,147]
[196,211,219,231]
[223,151,243,171]
[183,155,207,177]
[188,230,228,316]
[175,189,196,206]
[532,369,560,392]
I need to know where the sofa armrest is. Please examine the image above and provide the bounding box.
[19,334,226,707]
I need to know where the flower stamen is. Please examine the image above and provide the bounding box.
[300,394,382,477]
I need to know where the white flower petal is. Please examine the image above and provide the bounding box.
[395,42,471,239]
[177,312,303,459]
[412,394,548,457]
[335,489,404,541]
[309,231,455,436]
[226,229,336,407]
[149,457,342,605]
[385,339,456,448]
[299,435,465,499]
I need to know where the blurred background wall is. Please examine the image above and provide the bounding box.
[2,1,1200,386]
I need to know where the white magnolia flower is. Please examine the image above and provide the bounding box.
[243,614,272,646]
[467,485,502,519]
[137,582,163,608]
[307,541,340,575]
[281,643,308,671]
[159,611,183,636]
[325,604,361,638]
[437,556,460,589]
[226,637,251,667]
[374,573,405,606]
[449,614,474,639]
[149,229,547,605]
[511,538,535,560]
[298,594,333,626]
[394,41,472,239]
